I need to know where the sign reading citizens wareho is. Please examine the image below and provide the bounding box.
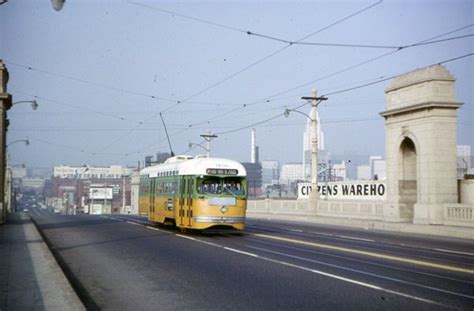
[298,181,386,201]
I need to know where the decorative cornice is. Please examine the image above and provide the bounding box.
[385,65,455,93]
[380,101,463,118]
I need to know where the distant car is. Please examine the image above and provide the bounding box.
[22,208,29,212]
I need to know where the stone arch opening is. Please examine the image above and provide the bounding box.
[399,137,417,220]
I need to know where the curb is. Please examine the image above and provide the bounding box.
[28,215,96,310]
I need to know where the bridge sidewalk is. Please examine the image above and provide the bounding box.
[0,212,84,310]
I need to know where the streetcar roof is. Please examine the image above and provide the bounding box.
[139,156,246,177]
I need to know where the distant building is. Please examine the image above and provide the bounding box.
[370,156,386,180]
[261,160,279,192]
[372,159,387,180]
[251,128,259,164]
[130,171,140,215]
[280,163,304,185]
[357,165,371,180]
[355,156,386,180]
[53,165,132,179]
[156,152,172,164]
[11,166,27,178]
[241,162,262,198]
[330,161,347,181]
[48,165,135,215]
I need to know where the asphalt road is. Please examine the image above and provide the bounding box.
[27,205,473,310]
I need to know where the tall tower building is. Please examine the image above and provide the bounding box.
[251,128,259,163]
[302,109,325,180]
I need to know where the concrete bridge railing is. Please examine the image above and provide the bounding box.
[444,204,474,227]
[247,199,474,227]
[247,199,385,220]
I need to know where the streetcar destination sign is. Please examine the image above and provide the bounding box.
[206,168,238,176]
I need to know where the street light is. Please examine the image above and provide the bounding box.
[12,100,38,111]
[7,138,29,147]
[284,89,328,210]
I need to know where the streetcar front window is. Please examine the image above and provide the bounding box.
[197,177,246,196]
[223,178,245,196]
[197,177,222,195]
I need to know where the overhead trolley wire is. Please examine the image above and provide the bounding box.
[246,31,473,50]
[210,52,474,137]
[129,1,248,34]
[4,61,178,103]
[84,0,383,157]
[246,23,474,105]
[322,52,474,97]
[10,90,144,124]
[24,53,471,161]
[183,23,473,130]
[154,0,383,113]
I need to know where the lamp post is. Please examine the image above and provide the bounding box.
[0,60,12,224]
[285,89,327,211]
[7,138,29,147]
[12,100,38,111]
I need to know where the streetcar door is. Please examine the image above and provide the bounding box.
[178,176,185,226]
[149,179,155,220]
[187,178,193,227]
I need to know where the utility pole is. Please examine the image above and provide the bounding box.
[0,60,12,224]
[301,89,328,208]
[200,131,217,158]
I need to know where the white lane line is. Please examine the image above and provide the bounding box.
[339,235,375,242]
[248,245,474,300]
[229,246,442,306]
[223,247,259,258]
[435,248,474,257]
[249,236,474,285]
[176,234,196,241]
[309,231,336,237]
[145,226,173,234]
[126,221,141,226]
[146,226,161,231]
[170,234,448,306]
[287,228,303,233]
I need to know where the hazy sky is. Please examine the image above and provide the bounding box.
[1,0,472,169]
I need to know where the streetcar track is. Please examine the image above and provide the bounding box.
[245,223,474,263]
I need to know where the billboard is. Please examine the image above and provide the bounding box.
[89,187,113,199]
[298,181,386,201]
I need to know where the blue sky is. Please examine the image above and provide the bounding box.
[1,0,472,168]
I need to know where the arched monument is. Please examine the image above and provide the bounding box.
[380,65,463,224]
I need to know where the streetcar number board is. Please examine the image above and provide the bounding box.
[206,168,238,175]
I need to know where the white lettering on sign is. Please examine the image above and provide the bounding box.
[298,181,386,201]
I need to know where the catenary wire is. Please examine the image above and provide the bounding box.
[187,24,474,128]
[80,0,383,156]
[157,0,383,113]
[208,52,474,137]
